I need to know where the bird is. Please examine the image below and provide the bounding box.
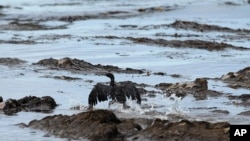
[88,73,141,110]
[0,96,3,103]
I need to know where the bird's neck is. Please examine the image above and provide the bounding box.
[110,79,115,87]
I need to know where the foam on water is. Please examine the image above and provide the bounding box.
[165,94,189,115]
[96,93,191,121]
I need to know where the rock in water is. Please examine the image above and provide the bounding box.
[3,96,57,115]
[27,110,124,140]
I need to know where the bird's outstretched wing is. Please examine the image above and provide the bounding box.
[120,83,141,104]
[88,83,112,106]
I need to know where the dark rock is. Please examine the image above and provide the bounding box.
[118,119,142,137]
[224,1,240,6]
[96,36,248,51]
[33,57,145,74]
[193,78,208,91]
[137,6,175,13]
[156,78,222,100]
[21,110,230,141]
[41,75,82,81]
[18,96,57,112]
[3,99,22,115]
[168,20,250,33]
[239,94,250,101]
[238,110,250,116]
[0,21,66,31]
[138,119,230,141]
[155,83,172,90]
[170,74,182,78]
[27,110,127,140]
[221,67,250,89]
[16,123,28,128]
[228,94,250,106]
[33,57,59,67]
[211,110,230,114]
[3,96,57,115]
[153,72,166,76]
[119,25,137,28]
[53,75,82,81]
[126,37,248,51]
[0,39,37,44]
[58,10,131,22]
[0,57,26,66]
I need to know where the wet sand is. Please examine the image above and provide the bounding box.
[0,0,250,140]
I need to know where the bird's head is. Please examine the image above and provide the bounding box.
[105,73,114,80]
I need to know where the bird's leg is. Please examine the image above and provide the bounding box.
[123,103,130,109]
[108,100,116,108]
[87,105,93,111]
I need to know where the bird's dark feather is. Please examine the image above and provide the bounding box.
[119,83,141,104]
[88,83,112,106]
[88,73,141,107]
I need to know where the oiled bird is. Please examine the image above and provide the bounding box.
[88,73,141,110]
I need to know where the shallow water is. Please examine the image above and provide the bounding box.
[1,0,250,140]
